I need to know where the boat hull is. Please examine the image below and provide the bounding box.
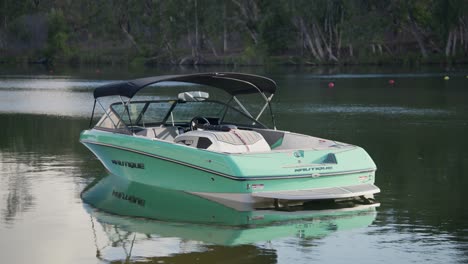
[80,129,379,208]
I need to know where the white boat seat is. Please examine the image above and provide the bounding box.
[136,126,181,141]
[174,129,271,153]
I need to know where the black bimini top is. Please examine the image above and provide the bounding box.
[93,72,277,99]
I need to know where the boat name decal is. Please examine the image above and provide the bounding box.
[111,159,145,169]
[112,190,146,207]
[294,166,333,173]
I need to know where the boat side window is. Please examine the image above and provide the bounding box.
[95,109,126,129]
[95,103,146,131]
[139,101,174,126]
[222,106,265,128]
[111,103,146,126]
[95,101,176,131]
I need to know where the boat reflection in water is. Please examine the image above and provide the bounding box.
[81,174,379,262]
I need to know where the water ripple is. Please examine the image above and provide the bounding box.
[0,78,108,91]
[288,73,467,79]
[279,104,452,116]
[0,78,197,91]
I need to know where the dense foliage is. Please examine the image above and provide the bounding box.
[0,0,467,65]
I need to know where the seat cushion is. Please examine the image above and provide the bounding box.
[174,129,271,153]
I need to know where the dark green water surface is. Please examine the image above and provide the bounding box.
[1,65,467,263]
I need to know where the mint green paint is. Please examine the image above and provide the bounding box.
[80,129,376,194]
[83,174,378,245]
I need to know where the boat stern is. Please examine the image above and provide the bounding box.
[191,145,379,209]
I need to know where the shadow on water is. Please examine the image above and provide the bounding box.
[82,173,378,262]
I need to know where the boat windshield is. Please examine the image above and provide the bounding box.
[95,99,266,131]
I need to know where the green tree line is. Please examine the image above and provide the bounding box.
[0,0,467,65]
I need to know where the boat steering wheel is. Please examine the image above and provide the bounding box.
[190,116,210,131]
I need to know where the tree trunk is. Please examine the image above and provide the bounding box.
[371,44,376,54]
[459,24,463,47]
[335,25,342,58]
[120,23,140,52]
[189,34,196,58]
[194,0,199,55]
[312,23,325,60]
[32,0,40,8]
[204,34,219,57]
[446,30,453,57]
[465,24,468,52]
[459,18,466,52]
[452,29,457,56]
[0,32,5,49]
[231,0,259,45]
[300,30,304,56]
[223,1,228,53]
[164,40,176,64]
[3,0,7,30]
[314,22,337,61]
[336,9,344,58]
[408,18,428,58]
[411,30,428,58]
[349,44,353,57]
[328,19,332,52]
[296,17,321,61]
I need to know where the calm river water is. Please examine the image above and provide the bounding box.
[0,65,467,263]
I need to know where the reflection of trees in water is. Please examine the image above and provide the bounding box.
[102,233,277,264]
[4,187,34,223]
[0,114,103,225]
[135,245,277,264]
[0,153,35,225]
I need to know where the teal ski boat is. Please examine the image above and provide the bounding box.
[80,72,379,208]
